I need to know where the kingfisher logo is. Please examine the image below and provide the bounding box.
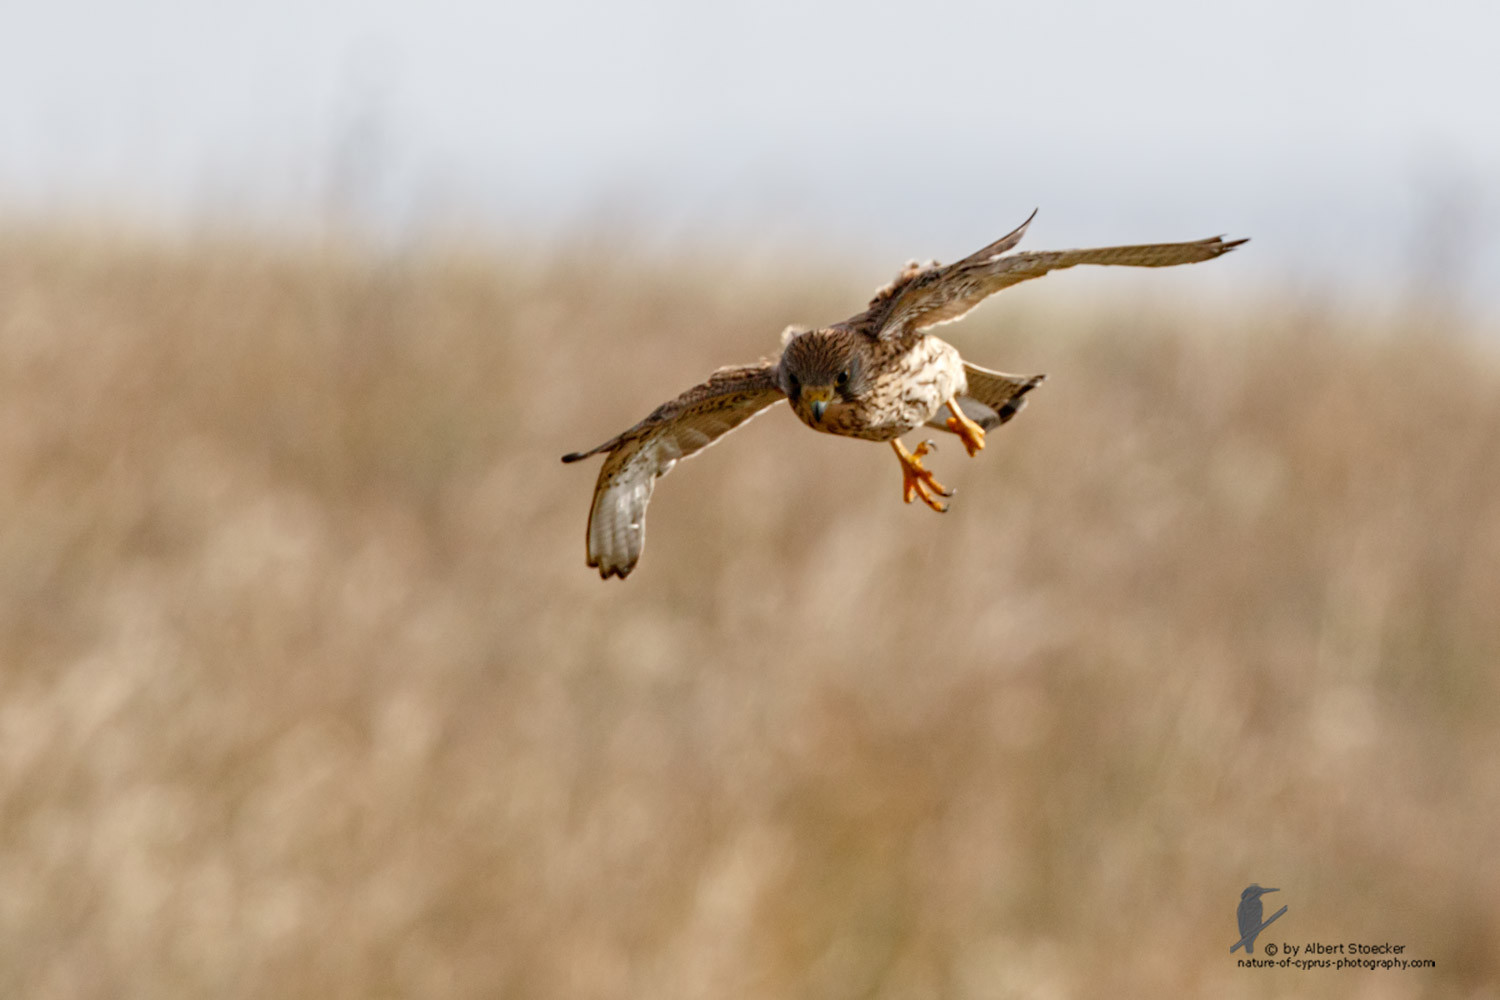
[1229,885,1436,971]
[1231,884,1287,954]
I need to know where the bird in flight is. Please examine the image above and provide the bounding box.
[564,211,1246,578]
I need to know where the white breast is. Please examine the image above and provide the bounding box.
[851,336,966,440]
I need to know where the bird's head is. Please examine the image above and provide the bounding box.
[778,328,866,425]
[1241,885,1279,900]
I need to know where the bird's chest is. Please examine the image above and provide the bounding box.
[829,337,965,440]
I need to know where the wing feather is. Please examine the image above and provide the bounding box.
[857,216,1246,340]
[562,361,783,579]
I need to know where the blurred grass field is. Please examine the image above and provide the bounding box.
[1,230,1497,999]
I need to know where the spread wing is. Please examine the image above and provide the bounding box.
[850,212,1247,341]
[562,361,784,579]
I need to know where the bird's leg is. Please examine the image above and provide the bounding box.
[944,396,986,457]
[891,439,954,513]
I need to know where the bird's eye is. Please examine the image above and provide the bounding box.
[836,370,849,387]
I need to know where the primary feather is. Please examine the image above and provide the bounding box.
[849,214,1245,340]
[562,362,783,579]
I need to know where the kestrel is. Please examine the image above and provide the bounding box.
[564,211,1246,578]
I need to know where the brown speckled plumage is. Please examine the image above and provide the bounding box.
[782,331,966,441]
[565,212,1247,578]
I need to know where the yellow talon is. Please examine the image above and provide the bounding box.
[891,438,954,513]
[944,395,987,457]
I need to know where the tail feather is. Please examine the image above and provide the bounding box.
[961,364,1045,428]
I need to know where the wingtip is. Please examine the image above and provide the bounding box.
[586,553,635,580]
[974,208,1040,265]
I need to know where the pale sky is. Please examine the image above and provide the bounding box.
[3,0,1498,303]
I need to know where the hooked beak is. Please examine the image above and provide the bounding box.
[805,387,833,422]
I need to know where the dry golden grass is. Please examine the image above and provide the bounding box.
[1,230,1497,998]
